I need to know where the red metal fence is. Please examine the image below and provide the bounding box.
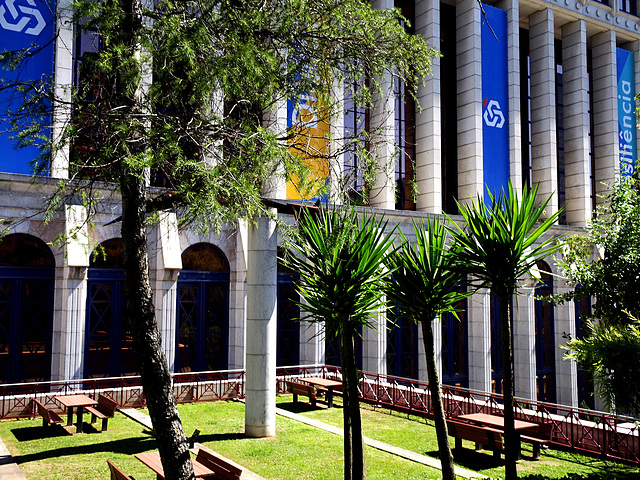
[2,366,638,465]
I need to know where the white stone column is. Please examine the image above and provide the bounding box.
[230,220,248,370]
[153,212,181,370]
[414,0,441,213]
[329,78,346,204]
[363,310,386,375]
[51,0,74,179]
[498,0,522,191]
[455,0,484,204]
[562,20,592,227]
[245,212,278,437]
[417,321,428,382]
[591,30,618,203]
[513,292,536,400]
[554,275,578,408]
[55,205,90,380]
[369,0,396,210]
[467,289,491,392]
[433,316,442,381]
[529,9,559,216]
[263,102,288,199]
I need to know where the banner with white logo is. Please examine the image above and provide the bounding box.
[616,48,636,178]
[0,0,55,175]
[481,5,509,198]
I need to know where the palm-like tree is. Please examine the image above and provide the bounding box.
[384,218,469,480]
[283,206,396,480]
[448,183,562,480]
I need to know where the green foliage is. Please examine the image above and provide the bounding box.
[283,206,396,336]
[556,176,640,414]
[449,183,562,296]
[385,218,468,323]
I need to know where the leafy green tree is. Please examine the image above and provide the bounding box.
[1,1,436,478]
[384,218,468,480]
[448,183,562,480]
[283,207,397,480]
[558,175,640,414]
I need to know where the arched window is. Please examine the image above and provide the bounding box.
[176,243,229,373]
[535,261,556,403]
[386,310,418,380]
[85,238,137,378]
[277,251,300,367]
[442,282,469,388]
[0,234,54,384]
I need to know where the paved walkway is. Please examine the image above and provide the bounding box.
[1,406,486,480]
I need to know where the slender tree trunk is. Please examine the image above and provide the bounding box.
[498,294,517,480]
[121,168,194,480]
[420,317,456,480]
[340,327,366,480]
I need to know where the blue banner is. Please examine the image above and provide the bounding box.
[616,48,636,178]
[481,5,509,198]
[0,0,55,175]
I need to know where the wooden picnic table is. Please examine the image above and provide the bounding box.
[301,377,342,407]
[458,413,539,458]
[54,394,97,433]
[135,451,215,479]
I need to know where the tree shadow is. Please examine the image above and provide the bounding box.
[433,448,503,470]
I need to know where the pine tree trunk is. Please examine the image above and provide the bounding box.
[420,317,456,480]
[498,294,517,480]
[121,168,194,480]
[340,327,366,480]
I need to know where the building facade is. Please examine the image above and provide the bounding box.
[1,0,639,412]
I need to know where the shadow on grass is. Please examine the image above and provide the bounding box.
[276,401,333,414]
[9,435,157,465]
[435,448,503,470]
[12,425,70,440]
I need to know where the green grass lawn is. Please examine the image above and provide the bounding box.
[0,396,638,480]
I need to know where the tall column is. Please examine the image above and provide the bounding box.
[529,9,559,216]
[230,220,249,370]
[55,205,90,380]
[562,20,592,227]
[591,30,618,202]
[498,0,522,192]
[51,0,74,179]
[153,212,182,370]
[467,289,491,392]
[554,275,578,407]
[263,102,288,199]
[363,310,386,374]
[513,293,536,400]
[369,0,396,210]
[414,0,441,213]
[245,212,278,438]
[455,0,484,204]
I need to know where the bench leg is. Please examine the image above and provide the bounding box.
[91,413,97,424]
[454,437,462,451]
[42,418,47,428]
[532,442,541,460]
[310,397,316,407]
[293,393,298,403]
[101,418,108,431]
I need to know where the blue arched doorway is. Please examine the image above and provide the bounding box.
[175,243,229,373]
[277,253,300,367]
[85,238,138,378]
[0,234,54,384]
[535,261,556,403]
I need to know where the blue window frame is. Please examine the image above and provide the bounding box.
[442,292,469,388]
[535,262,556,403]
[387,314,419,380]
[490,295,514,395]
[277,271,300,367]
[575,292,595,409]
[176,244,230,373]
[0,234,54,384]
[85,239,137,378]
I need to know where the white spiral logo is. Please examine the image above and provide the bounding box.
[483,100,505,129]
[0,0,46,36]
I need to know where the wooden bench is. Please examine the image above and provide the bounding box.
[84,394,118,431]
[285,381,317,407]
[447,420,503,458]
[196,448,242,480]
[520,422,552,459]
[32,398,63,427]
[107,459,135,480]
